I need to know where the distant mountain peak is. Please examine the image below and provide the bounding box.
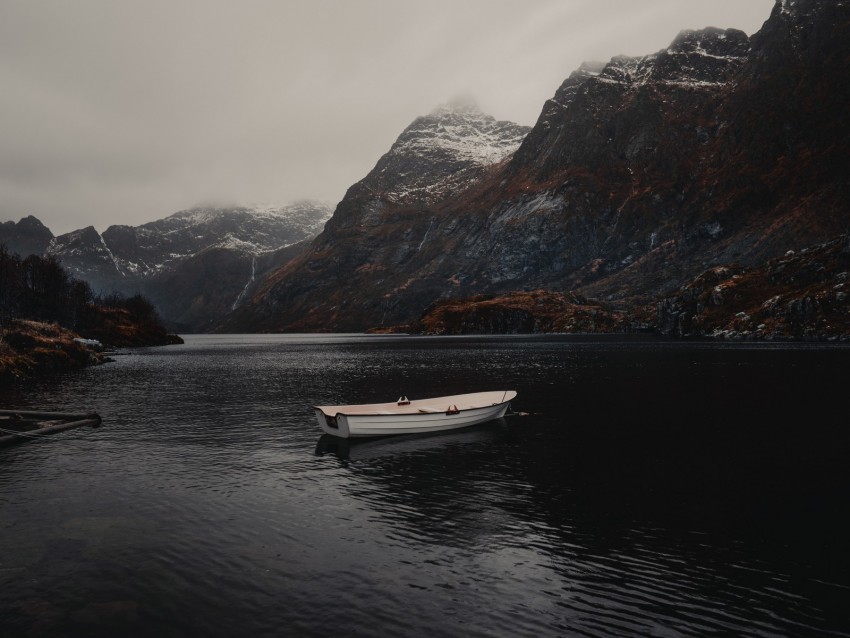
[48,225,123,281]
[50,225,103,248]
[357,104,530,206]
[429,97,486,118]
[17,214,50,229]
[549,26,750,112]
[0,215,54,258]
[594,27,750,88]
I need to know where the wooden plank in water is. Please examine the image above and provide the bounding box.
[0,412,102,448]
[0,409,99,421]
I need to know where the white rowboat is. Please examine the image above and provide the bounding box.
[314,390,517,438]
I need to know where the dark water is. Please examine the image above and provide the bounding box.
[1,334,849,637]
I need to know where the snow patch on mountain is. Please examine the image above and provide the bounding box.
[34,201,332,296]
[367,102,530,205]
[101,201,333,278]
[551,27,750,110]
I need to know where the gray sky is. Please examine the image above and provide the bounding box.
[1,0,775,235]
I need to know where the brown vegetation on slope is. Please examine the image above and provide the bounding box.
[395,290,636,336]
[385,234,850,341]
[0,320,104,383]
[0,249,183,383]
[79,304,185,348]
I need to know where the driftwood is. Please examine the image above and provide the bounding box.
[0,410,101,447]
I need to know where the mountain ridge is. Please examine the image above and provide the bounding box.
[221,0,849,335]
[4,1,847,338]
[221,101,532,331]
[0,201,333,331]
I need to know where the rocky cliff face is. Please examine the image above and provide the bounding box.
[224,0,849,334]
[655,234,850,340]
[48,226,126,292]
[439,25,755,300]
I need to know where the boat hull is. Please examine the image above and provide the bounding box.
[314,391,515,439]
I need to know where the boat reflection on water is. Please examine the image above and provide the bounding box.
[314,420,508,463]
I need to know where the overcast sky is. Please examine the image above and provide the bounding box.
[1,0,775,235]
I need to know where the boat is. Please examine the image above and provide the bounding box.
[313,390,517,439]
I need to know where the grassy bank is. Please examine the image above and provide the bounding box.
[0,320,106,383]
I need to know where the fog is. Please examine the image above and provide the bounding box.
[0,0,774,234]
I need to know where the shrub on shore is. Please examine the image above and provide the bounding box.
[0,245,182,382]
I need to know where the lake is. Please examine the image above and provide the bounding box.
[1,334,849,637]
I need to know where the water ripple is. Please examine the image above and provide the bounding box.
[2,334,849,637]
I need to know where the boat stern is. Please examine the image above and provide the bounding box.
[315,408,350,438]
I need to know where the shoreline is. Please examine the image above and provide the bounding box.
[0,320,182,385]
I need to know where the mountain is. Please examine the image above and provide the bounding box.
[2,201,333,331]
[363,100,533,206]
[143,239,314,332]
[100,202,330,278]
[0,216,54,259]
[568,0,850,302]
[45,201,331,283]
[223,0,849,335]
[125,202,331,330]
[49,226,126,292]
[221,102,531,331]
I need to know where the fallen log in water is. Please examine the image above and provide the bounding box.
[0,410,101,447]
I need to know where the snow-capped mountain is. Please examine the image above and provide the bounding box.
[40,201,330,287]
[223,0,850,334]
[4,201,332,330]
[325,101,529,234]
[99,200,332,279]
[602,27,749,88]
[513,26,750,177]
[47,226,124,284]
[222,102,531,331]
[214,102,529,332]
[365,101,530,206]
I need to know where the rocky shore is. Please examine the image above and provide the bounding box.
[378,235,850,341]
[389,290,639,336]
[0,319,182,384]
[655,234,850,341]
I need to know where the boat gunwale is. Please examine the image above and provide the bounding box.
[312,391,516,419]
[315,403,509,419]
